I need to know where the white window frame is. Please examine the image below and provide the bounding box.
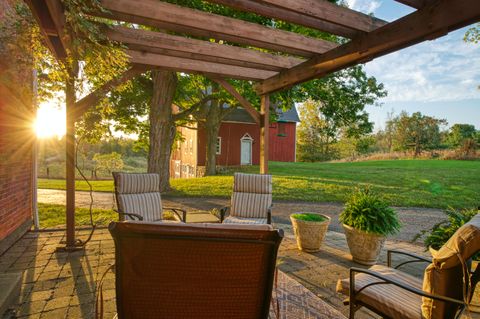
[216,137,222,155]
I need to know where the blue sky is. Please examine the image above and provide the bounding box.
[345,0,480,131]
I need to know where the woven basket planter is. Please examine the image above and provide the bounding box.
[343,224,386,265]
[290,214,330,252]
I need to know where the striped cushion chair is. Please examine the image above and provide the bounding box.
[220,173,273,225]
[112,172,186,222]
[336,213,480,319]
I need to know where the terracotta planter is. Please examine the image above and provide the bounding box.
[343,224,386,265]
[290,214,330,252]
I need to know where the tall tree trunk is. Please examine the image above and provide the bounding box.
[204,99,222,176]
[148,70,178,192]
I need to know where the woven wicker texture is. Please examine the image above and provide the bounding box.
[110,222,283,319]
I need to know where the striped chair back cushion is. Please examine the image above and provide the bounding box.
[113,172,163,221]
[230,173,272,219]
[114,172,160,194]
[117,193,163,221]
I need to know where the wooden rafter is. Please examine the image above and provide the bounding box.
[95,0,338,57]
[208,77,261,124]
[74,65,150,120]
[256,0,480,94]
[105,26,304,72]
[44,0,69,52]
[202,0,360,38]
[25,0,66,59]
[206,0,386,35]
[395,0,426,9]
[127,50,278,81]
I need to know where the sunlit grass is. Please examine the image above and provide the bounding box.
[38,160,480,209]
[38,202,116,228]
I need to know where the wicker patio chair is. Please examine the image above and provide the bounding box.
[220,172,273,224]
[108,221,283,319]
[112,172,186,222]
[337,213,480,319]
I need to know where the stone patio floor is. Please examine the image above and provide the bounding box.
[0,221,439,319]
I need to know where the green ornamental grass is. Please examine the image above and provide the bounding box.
[340,187,401,236]
[291,213,327,222]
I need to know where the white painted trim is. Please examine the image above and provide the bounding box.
[240,136,253,165]
[216,136,222,155]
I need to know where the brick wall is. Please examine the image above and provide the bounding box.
[0,0,34,254]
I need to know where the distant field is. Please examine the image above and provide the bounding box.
[38,160,480,209]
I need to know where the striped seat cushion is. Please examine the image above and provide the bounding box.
[114,172,160,194]
[117,193,163,221]
[230,173,272,219]
[337,265,423,319]
[223,216,268,225]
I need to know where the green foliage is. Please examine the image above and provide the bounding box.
[93,152,124,174]
[340,187,401,236]
[446,124,477,148]
[465,23,480,44]
[291,213,327,222]
[388,111,447,156]
[423,208,478,250]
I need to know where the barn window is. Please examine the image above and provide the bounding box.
[277,122,287,137]
[216,137,222,155]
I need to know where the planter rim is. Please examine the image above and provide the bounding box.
[342,223,386,239]
[290,213,331,224]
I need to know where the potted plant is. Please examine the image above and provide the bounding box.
[340,187,401,265]
[290,213,331,252]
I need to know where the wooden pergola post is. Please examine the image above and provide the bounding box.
[260,94,269,174]
[65,71,76,249]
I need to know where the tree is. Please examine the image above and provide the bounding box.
[296,65,387,162]
[446,124,477,147]
[465,23,480,44]
[390,111,447,156]
[93,152,124,176]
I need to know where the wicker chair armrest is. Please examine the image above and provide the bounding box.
[349,267,466,307]
[114,209,144,221]
[163,207,187,223]
[387,250,432,269]
[219,206,229,223]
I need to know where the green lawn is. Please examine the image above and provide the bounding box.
[38,203,116,228]
[38,160,480,209]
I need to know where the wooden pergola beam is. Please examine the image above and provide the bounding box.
[256,0,480,94]
[105,26,304,72]
[96,0,338,57]
[203,0,361,38]
[25,0,66,59]
[74,65,150,120]
[208,77,261,124]
[258,0,387,32]
[127,50,278,81]
[395,0,425,9]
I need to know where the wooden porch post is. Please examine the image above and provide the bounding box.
[65,71,76,248]
[260,94,269,174]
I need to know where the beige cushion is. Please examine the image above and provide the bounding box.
[233,173,272,194]
[126,220,273,231]
[117,193,163,221]
[223,216,268,225]
[231,192,272,218]
[336,265,423,319]
[114,172,160,194]
[421,213,480,319]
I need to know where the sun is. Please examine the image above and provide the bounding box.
[34,102,66,138]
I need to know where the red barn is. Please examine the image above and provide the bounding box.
[171,107,299,178]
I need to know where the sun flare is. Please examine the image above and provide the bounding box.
[34,102,66,138]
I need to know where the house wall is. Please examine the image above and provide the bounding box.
[269,122,297,162]
[197,122,260,166]
[0,0,34,254]
[170,124,198,178]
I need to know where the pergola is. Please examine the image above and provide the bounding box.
[26,0,480,249]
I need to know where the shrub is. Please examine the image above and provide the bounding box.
[340,187,401,236]
[291,213,327,222]
[422,208,478,250]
